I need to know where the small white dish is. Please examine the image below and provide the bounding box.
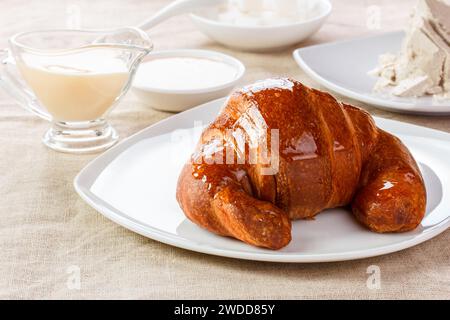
[293,31,450,115]
[132,49,245,112]
[74,97,450,263]
[189,0,332,51]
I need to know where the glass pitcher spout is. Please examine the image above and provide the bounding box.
[91,27,153,54]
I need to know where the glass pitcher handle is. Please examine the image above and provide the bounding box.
[0,49,51,121]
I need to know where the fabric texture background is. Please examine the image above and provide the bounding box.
[0,0,449,299]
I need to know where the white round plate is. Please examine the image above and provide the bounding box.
[74,98,450,263]
[189,0,332,52]
[293,32,450,115]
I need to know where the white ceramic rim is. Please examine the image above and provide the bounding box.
[189,0,332,30]
[292,32,450,115]
[132,49,246,95]
[74,97,450,263]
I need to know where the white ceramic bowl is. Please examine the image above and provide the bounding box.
[189,0,332,52]
[132,49,245,112]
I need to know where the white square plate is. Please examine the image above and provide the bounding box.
[293,31,450,115]
[74,97,450,263]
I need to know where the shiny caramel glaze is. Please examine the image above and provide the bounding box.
[176,78,427,250]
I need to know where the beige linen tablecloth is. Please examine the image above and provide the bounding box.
[0,0,449,299]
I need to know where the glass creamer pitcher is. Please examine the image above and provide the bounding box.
[0,27,152,153]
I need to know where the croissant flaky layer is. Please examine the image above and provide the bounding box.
[176,78,427,250]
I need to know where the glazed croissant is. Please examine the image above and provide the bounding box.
[176,79,426,250]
